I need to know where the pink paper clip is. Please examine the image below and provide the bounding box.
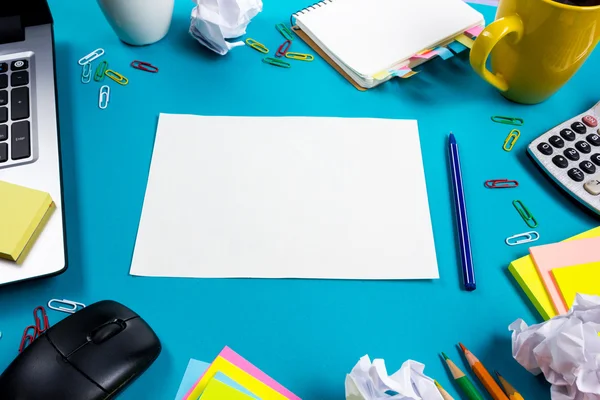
[19,325,38,353]
[275,40,292,58]
[131,60,159,73]
[34,306,50,334]
[484,179,519,189]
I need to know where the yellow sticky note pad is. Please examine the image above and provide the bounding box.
[200,378,256,400]
[552,262,600,309]
[188,357,288,400]
[373,70,390,80]
[508,226,600,320]
[454,33,474,49]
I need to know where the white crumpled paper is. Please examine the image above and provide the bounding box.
[510,294,600,400]
[189,0,262,55]
[345,355,443,400]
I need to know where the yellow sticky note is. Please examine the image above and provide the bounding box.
[508,226,600,320]
[188,357,287,400]
[373,70,390,80]
[552,262,600,309]
[200,378,256,400]
[454,33,474,49]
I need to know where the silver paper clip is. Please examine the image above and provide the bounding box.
[78,48,105,66]
[99,85,110,110]
[81,62,92,84]
[48,299,86,314]
[505,231,540,246]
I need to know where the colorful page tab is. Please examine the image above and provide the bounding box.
[454,33,474,48]
[465,25,484,37]
[447,41,468,54]
[435,47,454,60]
[200,378,256,400]
[529,236,600,314]
[552,262,600,309]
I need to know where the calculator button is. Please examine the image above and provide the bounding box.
[568,168,585,182]
[560,128,576,141]
[584,179,600,195]
[592,154,600,166]
[564,148,580,161]
[580,160,596,174]
[576,140,591,154]
[549,135,565,148]
[537,142,553,155]
[11,60,28,71]
[572,121,587,134]
[583,115,598,128]
[552,155,569,168]
[587,133,600,146]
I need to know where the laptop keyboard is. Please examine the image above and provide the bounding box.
[0,57,34,168]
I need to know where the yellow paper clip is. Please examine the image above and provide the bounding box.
[104,69,129,86]
[503,129,520,152]
[246,38,268,54]
[285,52,314,62]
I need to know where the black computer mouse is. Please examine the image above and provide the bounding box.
[0,300,161,400]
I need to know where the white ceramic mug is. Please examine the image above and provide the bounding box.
[97,0,174,46]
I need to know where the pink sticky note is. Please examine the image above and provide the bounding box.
[529,236,600,315]
[466,25,484,37]
[412,50,437,60]
[185,347,301,400]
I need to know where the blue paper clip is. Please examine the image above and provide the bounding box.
[505,231,540,246]
[81,62,92,84]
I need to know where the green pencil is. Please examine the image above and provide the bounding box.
[441,352,485,400]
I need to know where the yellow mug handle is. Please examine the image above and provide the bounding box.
[470,15,525,92]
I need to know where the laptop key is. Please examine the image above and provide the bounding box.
[0,90,7,106]
[0,74,7,89]
[11,121,31,160]
[0,107,7,123]
[11,87,29,120]
[11,71,29,87]
[0,143,7,162]
[11,60,28,71]
[0,63,7,73]
[0,125,7,141]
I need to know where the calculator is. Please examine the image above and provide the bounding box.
[528,101,600,215]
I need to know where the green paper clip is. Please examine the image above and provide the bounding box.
[276,23,294,41]
[262,57,291,68]
[246,38,269,54]
[94,61,108,82]
[513,200,538,228]
[285,52,314,61]
[491,116,524,126]
[503,129,520,152]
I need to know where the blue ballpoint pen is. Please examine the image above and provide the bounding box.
[448,133,476,291]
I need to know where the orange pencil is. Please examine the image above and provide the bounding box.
[459,343,509,400]
[495,371,525,400]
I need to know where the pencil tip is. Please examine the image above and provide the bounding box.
[441,352,449,360]
[495,371,502,378]
[458,342,466,352]
[434,380,441,388]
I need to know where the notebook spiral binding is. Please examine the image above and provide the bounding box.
[290,0,335,26]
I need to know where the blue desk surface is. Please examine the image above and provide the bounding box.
[1,1,599,399]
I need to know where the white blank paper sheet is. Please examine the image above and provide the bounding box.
[130,114,438,279]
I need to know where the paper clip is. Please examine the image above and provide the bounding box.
[81,62,92,84]
[246,38,268,54]
[19,325,38,353]
[275,40,292,58]
[506,231,540,246]
[104,69,129,85]
[99,85,110,110]
[513,200,538,228]
[276,23,294,41]
[262,57,291,68]
[503,129,520,152]
[285,52,314,62]
[94,61,108,82]
[48,298,86,314]
[78,48,105,66]
[33,306,50,334]
[484,179,519,189]
[491,116,524,126]
[131,60,159,73]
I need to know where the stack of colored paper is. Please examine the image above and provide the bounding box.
[174,347,300,400]
[508,226,600,320]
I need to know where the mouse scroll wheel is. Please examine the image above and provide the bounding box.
[89,321,125,344]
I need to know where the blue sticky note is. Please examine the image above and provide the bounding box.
[174,359,258,400]
[435,47,454,60]
[447,41,468,54]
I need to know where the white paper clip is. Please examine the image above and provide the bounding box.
[78,48,105,66]
[505,231,540,246]
[48,299,86,314]
[81,62,92,84]
[99,85,110,110]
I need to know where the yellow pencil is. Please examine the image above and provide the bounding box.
[495,371,525,400]
[434,380,455,400]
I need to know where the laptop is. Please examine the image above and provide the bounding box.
[0,0,66,286]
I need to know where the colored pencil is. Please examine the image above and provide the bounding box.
[441,352,485,400]
[434,380,455,400]
[495,371,525,400]
[459,343,509,400]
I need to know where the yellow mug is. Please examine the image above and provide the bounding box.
[470,0,600,104]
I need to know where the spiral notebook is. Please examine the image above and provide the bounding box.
[291,0,484,89]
